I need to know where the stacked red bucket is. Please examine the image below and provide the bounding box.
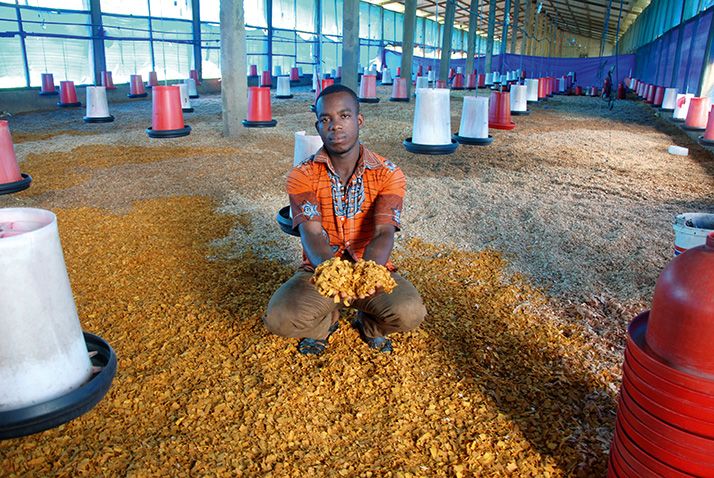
[0,120,32,195]
[609,233,714,477]
[243,87,277,128]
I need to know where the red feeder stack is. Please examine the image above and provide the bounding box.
[609,233,714,477]
[147,71,159,88]
[39,73,58,96]
[260,71,272,88]
[451,73,464,90]
[101,71,116,90]
[699,108,714,146]
[128,74,148,98]
[435,80,447,89]
[249,65,258,77]
[243,87,277,128]
[190,69,201,86]
[290,67,300,82]
[684,97,711,131]
[478,73,486,88]
[0,120,32,195]
[146,85,191,138]
[57,81,81,108]
[488,90,516,130]
[653,86,665,107]
[389,78,409,102]
[617,82,626,100]
[358,75,379,103]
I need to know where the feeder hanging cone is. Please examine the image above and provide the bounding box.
[243,87,277,128]
[290,67,300,82]
[488,91,516,130]
[185,78,199,99]
[403,88,458,155]
[58,81,81,108]
[275,77,293,98]
[147,71,158,88]
[249,65,258,77]
[526,79,539,102]
[673,93,694,121]
[83,86,114,123]
[381,68,393,86]
[293,131,323,167]
[660,88,677,111]
[0,120,31,195]
[101,71,116,90]
[358,75,379,103]
[39,73,57,96]
[684,97,711,131]
[510,85,529,115]
[146,85,191,138]
[390,78,409,102]
[128,74,147,98]
[178,83,193,113]
[700,109,714,145]
[455,96,492,145]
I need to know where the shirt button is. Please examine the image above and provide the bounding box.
[345,241,350,246]
[340,217,345,221]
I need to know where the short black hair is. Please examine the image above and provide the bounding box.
[315,84,360,114]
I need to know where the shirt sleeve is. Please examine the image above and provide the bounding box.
[287,164,322,229]
[372,165,406,230]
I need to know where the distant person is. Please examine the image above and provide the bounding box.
[264,85,427,355]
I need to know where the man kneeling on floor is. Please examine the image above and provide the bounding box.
[263,85,427,355]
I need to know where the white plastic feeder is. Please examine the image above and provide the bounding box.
[456,67,463,75]
[510,84,529,115]
[311,71,319,91]
[403,88,457,155]
[660,88,678,111]
[276,76,293,99]
[629,78,637,89]
[0,208,116,439]
[485,73,493,86]
[293,131,323,166]
[558,78,566,93]
[83,86,114,123]
[178,83,193,113]
[381,68,393,86]
[454,96,492,145]
[673,93,694,122]
[274,65,282,77]
[492,72,501,84]
[673,213,714,255]
[415,76,429,91]
[526,79,539,103]
[427,70,435,83]
[184,78,199,98]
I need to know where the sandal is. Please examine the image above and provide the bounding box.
[297,321,339,356]
[352,316,393,353]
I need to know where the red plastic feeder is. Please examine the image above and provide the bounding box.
[617,82,626,99]
[290,67,300,82]
[448,68,455,80]
[190,69,201,86]
[389,77,409,102]
[465,74,476,90]
[646,85,655,104]
[653,86,665,106]
[336,66,342,79]
[260,71,272,88]
[0,120,32,195]
[101,71,116,90]
[575,86,582,96]
[590,86,598,97]
[358,75,379,103]
[435,79,447,89]
[128,74,148,98]
[243,87,277,127]
[249,65,258,77]
[538,78,547,100]
[427,65,432,72]
[57,81,81,107]
[477,74,486,88]
[684,97,711,131]
[39,73,57,96]
[396,67,401,77]
[488,91,515,130]
[699,108,714,146]
[451,73,464,90]
[417,65,423,77]
[146,86,191,138]
[147,71,159,88]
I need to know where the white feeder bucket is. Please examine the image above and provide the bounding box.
[370,64,377,73]
[412,88,452,146]
[457,96,489,139]
[492,72,501,84]
[629,78,637,89]
[427,70,435,83]
[485,74,493,86]
[83,86,113,123]
[363,67,370,76]
[558,78,566,93]
[381,68,393,85]
[415,77,429,90]
[510,85,528,114]
[298,67,304,76]
[526,79,539,102]
[184,78,198,98]
[661,88,678,111]
[673,213,714,256]
[178,83,193,112]
[276,76,292,97]
[0,208,92,412]
[274,65,282,77]
[456,67,463,75]
[293,131,323,167]
[312,71,319,91]
[673,93,694,121]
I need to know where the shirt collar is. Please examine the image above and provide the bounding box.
[313,143,382,176]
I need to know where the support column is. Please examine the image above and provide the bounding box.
[465,0,479,74]
[522,0,532,56]
[315,0,322,72]
[501,0,511,58]
[342,0,360,91]
[14,3,31,87]
[400,0,417,97]
[147,1,156,70]
[439,0,456,81]
[89,0,106,85]
[510,0,520,54]
[266,0,273,76]
[485,0,496,73]
[191,0,202,79]
[220,0,248,138]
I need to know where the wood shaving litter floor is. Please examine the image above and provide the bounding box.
[0,88,712,476]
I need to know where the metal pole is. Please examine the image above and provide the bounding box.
[510,0,519,54]
[485,0,496,73]
[341,0,359,91]
[465,0,479,74]
[400,0,416,97]
[191,0,202,80]
[439,0,456,81]
[147,0,155,71]
[267,0,273,76]
[89,0,106,86]
[14,3,31,88]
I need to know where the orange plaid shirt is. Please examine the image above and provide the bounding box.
[288,144,405,270]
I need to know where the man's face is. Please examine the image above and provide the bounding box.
[315,92,364,156]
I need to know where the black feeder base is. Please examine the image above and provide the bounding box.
[57,102,81,108]
[276,94,294,99]
[0,332,117,440]
[277,206,300,237]
[381,82,393,86]
[672,117,685,122]
[127,93,148,98]
[389,97,410,102]
[527,100,538,104]
[511,110,530,116]
[0,173,32,195]
[451,87,464,91]
[182,108,194,113]
[699,136,714,146]
[39,91,58,96]
[403,137,459,155]
[683,125,706,132]
[146,125,192,138]
[242,119,277,128]
[83,115,115,123]
[358,98,380,103]
[189,95,199,99]
[453,134,493,146]
[660,107,674,112]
